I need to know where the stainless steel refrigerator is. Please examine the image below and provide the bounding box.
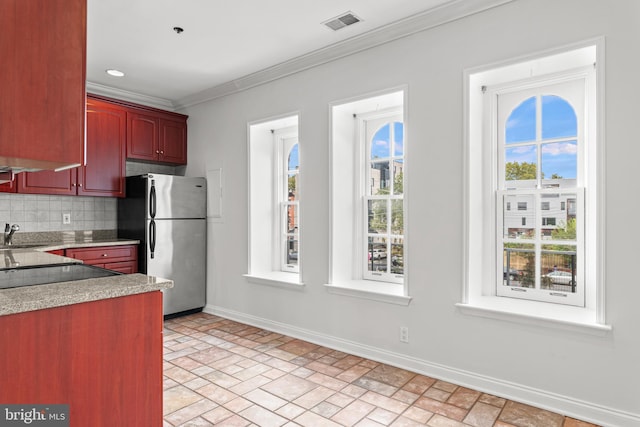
[118,174,206,316]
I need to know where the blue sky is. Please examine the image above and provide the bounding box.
[505,95,577,179]
[371,122,404,159]
[288,144,299,169]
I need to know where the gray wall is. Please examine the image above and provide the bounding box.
[183,0,639,424]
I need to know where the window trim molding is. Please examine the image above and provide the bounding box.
[461,37,608,328]
[247,113,302,287]
[328,86,411,301]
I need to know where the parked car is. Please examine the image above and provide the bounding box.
[369,249,387,260]
[542,270,575,285]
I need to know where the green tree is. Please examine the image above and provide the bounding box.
[505,161,537,180]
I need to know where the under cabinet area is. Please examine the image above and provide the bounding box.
[64,244,138,273]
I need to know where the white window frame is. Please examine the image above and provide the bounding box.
[246,115,303,288]
[492,73,588,307]
[327,88,411,306]
[275,129,300,273]
[460,40,609,332]
[360,110,404,284]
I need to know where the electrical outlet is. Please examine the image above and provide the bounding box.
[62,213,71,225]
[399,326,409,343]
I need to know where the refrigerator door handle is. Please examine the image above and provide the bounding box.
[149,182,156,219]
[149,220,156,259]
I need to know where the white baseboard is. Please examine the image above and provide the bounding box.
[203,304,639,427]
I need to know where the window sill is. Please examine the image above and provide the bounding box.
[456,297,612,335]
[244,272,305,290]
[324,280,412,306]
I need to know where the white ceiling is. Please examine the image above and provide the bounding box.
[86,0,509,107]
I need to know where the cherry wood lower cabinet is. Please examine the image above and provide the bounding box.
[65,245,138,273]
[0,291,163,426]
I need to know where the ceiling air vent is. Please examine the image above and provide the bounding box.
[323,12,362,31]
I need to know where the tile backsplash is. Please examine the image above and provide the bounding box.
[0,193,117,232]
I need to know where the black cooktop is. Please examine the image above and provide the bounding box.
[0,263,121,290]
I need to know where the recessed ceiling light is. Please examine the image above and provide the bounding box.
[106,69,125,77]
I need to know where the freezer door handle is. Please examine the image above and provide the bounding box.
[149,220,156,259]
[149,182,156,219]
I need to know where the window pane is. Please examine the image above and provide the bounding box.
[503,194,535,239]
[287,172,299,200]
[286,238,299,267]
[542,95,577,139]
[503,244,534,288]
[370,161,390,195]
[541,245,576,293]
[286,204,298,233]
[392,160,404,195]
[393,122,404,157]
[541,141,577,180]
[391,200,403,235]
[288,144,299,170]
[367,236,387,273]
[371,124,391,160]
[505,96,536,144]
[547,198,576,241]
[391,240,403,275]
[505,146,537,188]
[368,200,387,233]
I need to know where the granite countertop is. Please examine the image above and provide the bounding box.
[0,231,167,317]
[32,238,140,251]
[0,250,81,270]
[0,273,173,316]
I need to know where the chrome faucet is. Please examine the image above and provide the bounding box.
[4,223,20,245]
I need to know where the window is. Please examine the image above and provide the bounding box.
[463,42,605,327]
[496,77,586,306]
[247,115,302,286]
[365,118,404,283]
[329,89,410,304]
[281,133,300,272]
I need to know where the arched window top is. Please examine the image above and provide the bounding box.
[288,143,299,171]
[542,95,577,139]
[506,95,577,144]
[506,96,536,144]
[370,121,403,160]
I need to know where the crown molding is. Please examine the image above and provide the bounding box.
[174,0,514,109]
[85,82,177,111]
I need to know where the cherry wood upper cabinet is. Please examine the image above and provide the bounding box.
[18,97,127,197]
[0,0,86,170]
[79,98,126,197]
[127,110,188,165]
[159,118,188,164]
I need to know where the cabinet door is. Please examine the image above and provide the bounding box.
[0,0,85,169]
[17,169,76,195]
[159,118,187,164]
[79,99,126,197]
[127,111,159,161]
[65,245,138,266]
[0,179,17,193]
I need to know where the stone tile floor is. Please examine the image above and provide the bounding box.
[163,312,599,427]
